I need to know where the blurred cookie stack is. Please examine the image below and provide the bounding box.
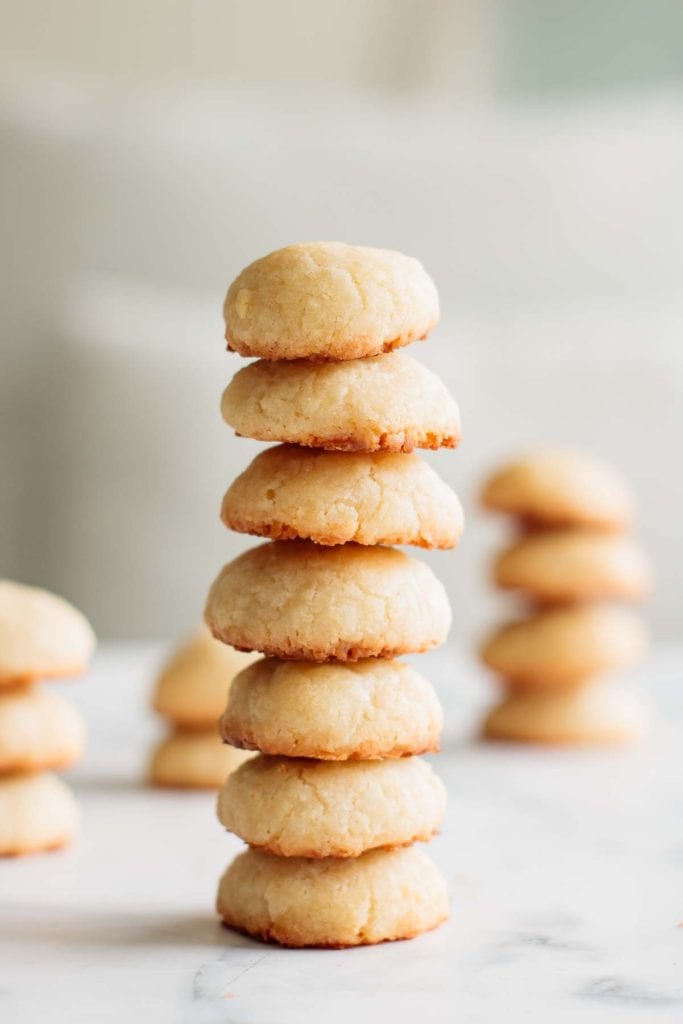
[205,242,464,947]
[0,580,94,856]
[148,627,256,789]
[480,450,652,744]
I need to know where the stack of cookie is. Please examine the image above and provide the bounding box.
[479,450,652,745]
[205,242,464,948]
[149,627,256,789]
[0,580,95,856]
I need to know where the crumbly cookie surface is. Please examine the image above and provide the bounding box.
[221,352,461,452]
[205,540,451,661]
[224,242,439,362]
[222,446,464,548]
[220,657,443,760]
[217,754,447,858]
[217,845,449,947]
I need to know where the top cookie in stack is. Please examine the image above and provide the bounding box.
[206,242,462,949]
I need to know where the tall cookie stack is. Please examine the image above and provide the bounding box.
[479,450,652,745]
[205,242,464,948]
[148,627,256,789]
[0,580,95,856]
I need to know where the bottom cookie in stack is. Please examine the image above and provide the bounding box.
[215,658,449,946]
[148,628,256,789]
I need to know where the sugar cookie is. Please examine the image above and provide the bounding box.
[217,844,448,947]
[221,352,460,452]
[224,242,439,362]
[205,541,451,661]
[152,628,258,729]
[221,658,443,760]
[493,529,652,604]
[217,754,446,857]
[481,449,635,530]
[149,731,253,790]
[0,772,79,856]
[0,687,85,773]
[0,579,95,686]
[222,446,463,548]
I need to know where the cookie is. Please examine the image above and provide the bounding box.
[0,772,79,856]
[493,529,652,604]
[217,754,446,858]
[483,680,650,745]
[148,731,253,790]
[224,242,439,362]
[481,605,647,690]
[0,579,95,687]
[217,845,449,948]
[221,446,464,549]
[221,352,460,453]
[481,449,635,530]
[220,658,443,760]
[205,541,451,661]
[0,687,86,774]
[152,628,258,729]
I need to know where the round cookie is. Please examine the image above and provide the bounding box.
[0,773,79,856]
[217,845,449,948]
[222,446,464,549]
[220,658,443,760]
[224,242,439,362]
[152,628,258,729]
[149,731,253,790]
[481,605,648,690]
[481,449,635,530]
[483,680,650,745]
[0,579,95,687]
[0,687,86,773]
[205,540,451,661]
[217,754,446,858]
[493,529,652,604]
[221,352,461,453]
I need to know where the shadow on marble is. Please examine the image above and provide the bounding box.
[1,904,257,950]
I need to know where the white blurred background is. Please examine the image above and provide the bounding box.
[1,1,682,641]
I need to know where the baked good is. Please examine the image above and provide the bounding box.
[222,446,463,548]
[205,541,451,661]
[0,687,85,773]
[148,731,253,790]
[224,242,439,361]
[0,772,79,856]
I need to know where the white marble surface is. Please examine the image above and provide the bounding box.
[1,642,681,1023]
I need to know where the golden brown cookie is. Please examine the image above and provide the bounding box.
[205,541,451,661]
[224,242,439,362]
[483,680,651,745]
[217,845,449,947]
[0,773,79,856]
[221,446,463,548]
[221,352,461,452]
[0,579,95,687]
[481,449,635,530]
[481,605,648,690]
[148,731,253,790]
[152,628,258,729]
[220,658,443,760]
[0,687,85,773]
[217,754,446,858]
[493,529,652,604]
